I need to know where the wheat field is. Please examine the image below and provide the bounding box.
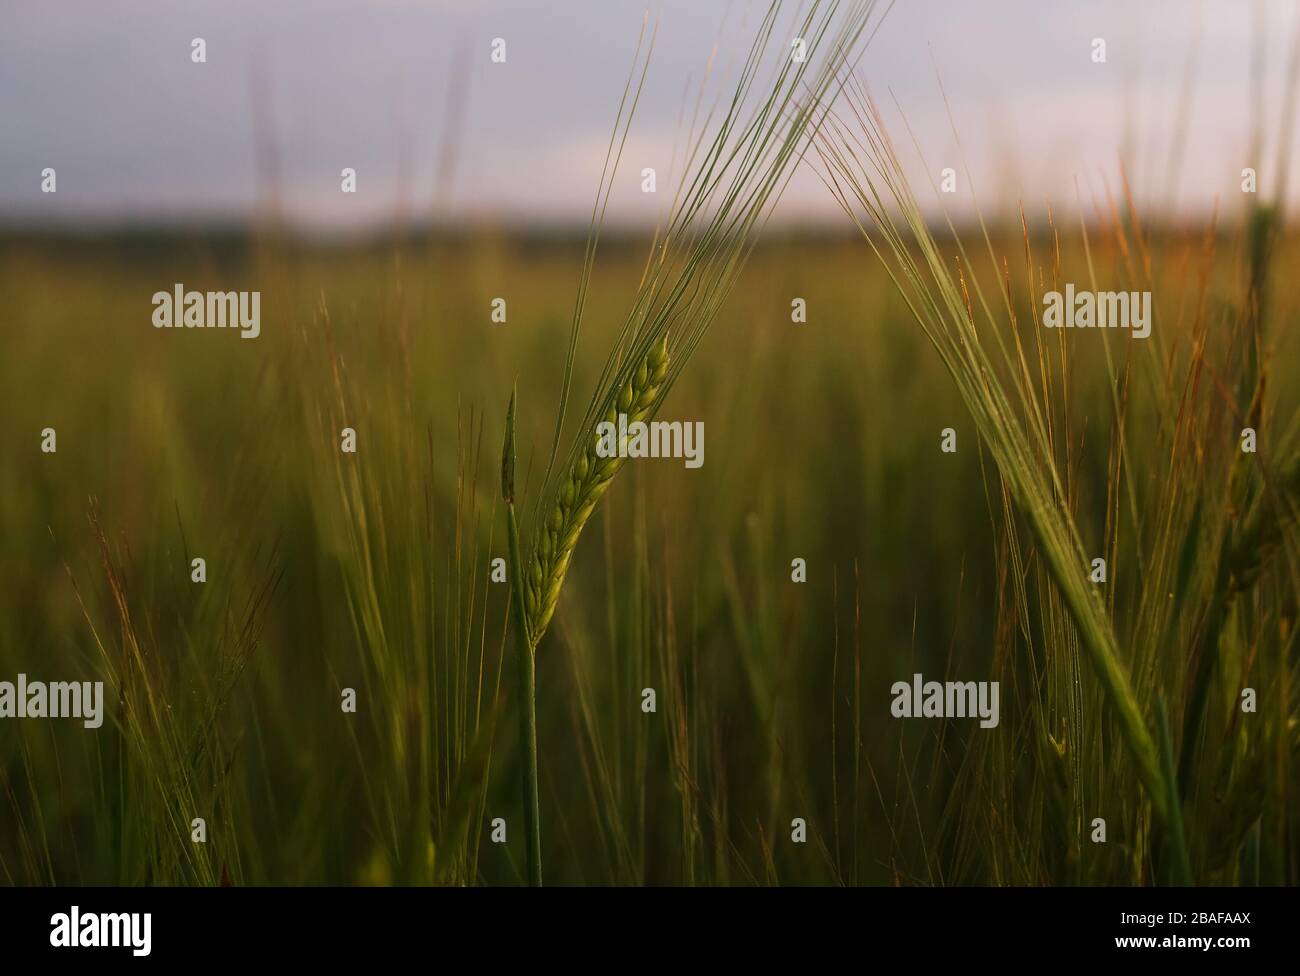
[1,209,1295,884]
[0,0,1297,888]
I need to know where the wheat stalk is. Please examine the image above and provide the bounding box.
[501,339,669,887]
[500,0,882,885]
[812,78,1176,833]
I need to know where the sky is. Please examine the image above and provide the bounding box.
[2,0,1298,230]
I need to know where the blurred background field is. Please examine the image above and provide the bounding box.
[0,218,1295,884]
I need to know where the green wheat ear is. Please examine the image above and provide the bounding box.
[524,333,670,645]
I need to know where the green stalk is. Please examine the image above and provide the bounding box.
[1155,695,1193,884]
[503,388,542,886]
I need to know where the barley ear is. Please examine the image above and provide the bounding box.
[526,334,670,644]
